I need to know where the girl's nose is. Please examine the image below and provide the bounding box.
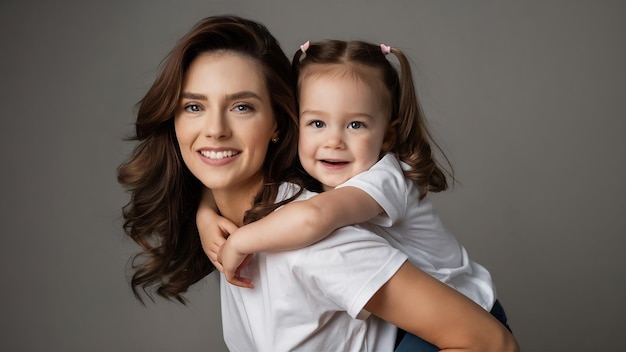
[323,128,345,149]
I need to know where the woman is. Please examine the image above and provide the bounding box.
[118,15,518,352]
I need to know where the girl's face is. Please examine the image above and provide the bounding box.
[298,73,389,191]
[175,52,277,196]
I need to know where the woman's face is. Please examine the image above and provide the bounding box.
[174,51,277,195]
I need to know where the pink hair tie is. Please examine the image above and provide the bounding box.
[380,44,391,55]
[300,40,310,53]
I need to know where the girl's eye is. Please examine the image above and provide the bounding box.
[311,120,325,128]
[184,104,201,112]
[349,121,364,129]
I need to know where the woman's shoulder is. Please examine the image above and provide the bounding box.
[277,182,319,202]
[378,153,410,172]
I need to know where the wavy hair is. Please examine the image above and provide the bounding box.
[117,16,301,303]
[293,40,452,198]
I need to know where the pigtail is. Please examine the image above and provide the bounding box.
[291,47,305,92]
[389,48,452,198]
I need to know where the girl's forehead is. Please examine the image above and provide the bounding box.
[299,64,391,107]
[301,63,376,79]
[301,65,379,90]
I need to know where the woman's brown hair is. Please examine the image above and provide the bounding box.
[118,16,301,303]
[293,40,452,198]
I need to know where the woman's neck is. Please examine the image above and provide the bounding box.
[212,180,263,227]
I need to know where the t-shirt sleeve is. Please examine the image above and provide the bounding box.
[292,225,408,320]
[337,154,408,227]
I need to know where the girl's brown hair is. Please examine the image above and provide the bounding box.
[118,16,301,303]
[293,40,452,198]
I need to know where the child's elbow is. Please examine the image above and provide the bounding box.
[300,202,334,240]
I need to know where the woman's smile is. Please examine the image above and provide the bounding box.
[174,51,277,193]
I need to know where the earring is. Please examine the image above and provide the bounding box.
[271,136,279,143]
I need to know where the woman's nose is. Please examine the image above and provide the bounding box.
[202,111,231,139]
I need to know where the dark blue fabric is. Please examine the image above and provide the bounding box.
[395,331,439,352]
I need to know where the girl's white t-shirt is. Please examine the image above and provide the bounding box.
[339,153,496,310]
[220,183,408,352]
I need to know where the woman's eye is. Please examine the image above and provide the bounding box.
[311,120,325,128]
[184,104,201,112]
[233,104,254,113]
[349,121,364,129]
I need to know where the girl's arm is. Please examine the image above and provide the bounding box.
[196,188,239,273]
[220,186,383,287]
[365,261,520,352]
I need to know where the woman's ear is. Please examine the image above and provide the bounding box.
[271,130,280,143]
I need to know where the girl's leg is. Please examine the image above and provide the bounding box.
[394,300,512,352]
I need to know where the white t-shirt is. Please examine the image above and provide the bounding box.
[220,183,408,352]
[339,154,496,310]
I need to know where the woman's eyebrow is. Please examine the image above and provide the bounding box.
[181,92,207,100]
[180,91,262,101]
[227,91,262,101]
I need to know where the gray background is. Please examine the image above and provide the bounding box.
[1,1,624,351]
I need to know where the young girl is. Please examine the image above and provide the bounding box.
[198,39,512,350]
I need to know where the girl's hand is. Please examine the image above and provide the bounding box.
[220,234,254,288]
[197,204,238,272]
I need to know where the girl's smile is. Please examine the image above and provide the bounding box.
[298,71,389,191]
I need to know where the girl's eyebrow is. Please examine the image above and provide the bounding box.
[300,109,325,116]
[346,112,375,120]
[300,109,375,120]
